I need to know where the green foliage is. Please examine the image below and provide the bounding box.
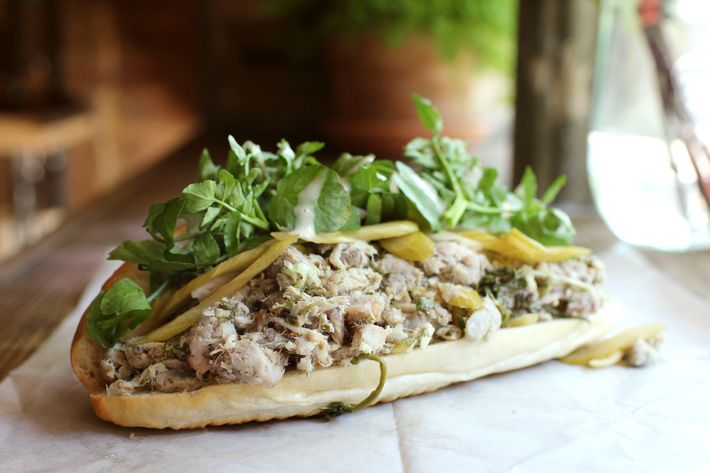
[109,135,314,283]
[511,169,575,246]
[349,160,402,226]
[86,278,154,349]
[393,161,444,231]
[402,94,576,244]
[267,0,517,70]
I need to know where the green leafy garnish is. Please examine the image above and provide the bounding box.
[413,94,443,135]
[402,93,575,244]
[393,161,444,230]
[87,278,159,349]
[110,137,279,283]
[411,94,468,228]
[349,160,402,225]
[510,168,575,246]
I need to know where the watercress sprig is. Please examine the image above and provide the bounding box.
[87,278,158,349]
[399,93,575,245]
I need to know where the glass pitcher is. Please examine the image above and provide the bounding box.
[587,0,710,251]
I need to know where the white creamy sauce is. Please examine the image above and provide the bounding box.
[293,170,327,237]
[191,274,233,300]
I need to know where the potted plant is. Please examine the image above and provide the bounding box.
[269,0,516,157]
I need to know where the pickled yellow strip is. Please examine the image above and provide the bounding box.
[459,228,590,263]
[459,230,519,258]
[507,313,539,327]
[440,286,484,311]
[136,236,297,343]
[588,351,624,368]
[559,323,665,366]
[505,229,590,263]
[496,231,534,262]
[158,240,275,319]
[380,231,435,262]
[272,221,418,244]
[458,230,498,246]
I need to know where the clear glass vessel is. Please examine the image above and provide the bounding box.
[588,0,710,251]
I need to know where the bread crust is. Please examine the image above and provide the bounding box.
[71,263,611,429]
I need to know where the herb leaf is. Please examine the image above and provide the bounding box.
[198,149,220,181]
[183,181,217,213]
[193,232,220,266]
[349,160,398,225]
[515,166,538,204]
[333,153,376,177]
[144,197,185,247]
[87,278,152,349]
[412,93,443,135]
[100,278,151,316]
[109,240,196,272]
[541,175,567,205]
[393,162,444,230]
[316,169,352,232]
[508,167,575,245]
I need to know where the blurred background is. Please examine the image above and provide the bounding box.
[1,0,709,261]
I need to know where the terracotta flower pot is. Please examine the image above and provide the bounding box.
[323,36,482,158]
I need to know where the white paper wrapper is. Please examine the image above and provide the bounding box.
[1,243,709,472]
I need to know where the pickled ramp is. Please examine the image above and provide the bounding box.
[158,240,276,319]
[136,236,297,343]
[459,229,590,264]
[272,221,418,244]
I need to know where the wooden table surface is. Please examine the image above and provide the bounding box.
[1,139,709,381]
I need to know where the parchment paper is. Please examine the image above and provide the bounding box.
[1,243,709,473]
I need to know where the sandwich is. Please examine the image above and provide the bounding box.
[71,95,613,429]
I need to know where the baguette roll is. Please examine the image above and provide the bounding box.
[72,263,609,430]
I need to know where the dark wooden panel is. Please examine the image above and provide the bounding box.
[513,0,598,203]
[0,138,205,380]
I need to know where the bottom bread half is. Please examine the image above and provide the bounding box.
[91,313,611,429]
